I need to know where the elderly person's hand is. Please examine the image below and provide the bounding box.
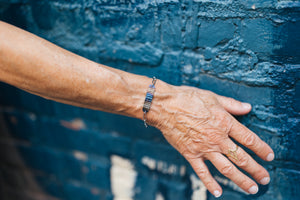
[0,21,274,198]
[147,84,274,198]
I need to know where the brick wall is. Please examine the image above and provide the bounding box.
[0,0,299,199]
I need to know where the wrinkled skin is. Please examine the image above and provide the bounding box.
[0,21,274,198]
[150,85,274,197]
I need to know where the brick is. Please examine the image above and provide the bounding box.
[125,12,157,43]
[276,1,300,9]
[182,2,199,49]
[99,41,164,66]
[134,174,158,200]
[83,158,110,189]
[61,152,84,181]
[160,4,182,49]
[185,74,274,105]
[38,117,132,157]
[181,48,287,88]
[272,20,300,64]
[63,182,103,200]
[273,168,300,199]
[159,179,188,200]
[240,18,274,55]
[17,145,65,177]
[240,0,275,9]
[130,51,182,85]
[198,19,236,48]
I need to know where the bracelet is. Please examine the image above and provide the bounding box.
[143,77,157,127]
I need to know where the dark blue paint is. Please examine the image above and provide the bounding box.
[0,0,299,200]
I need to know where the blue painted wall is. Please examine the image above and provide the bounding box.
[0,0,299,199]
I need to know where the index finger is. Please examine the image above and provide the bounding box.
[229,119,274,161]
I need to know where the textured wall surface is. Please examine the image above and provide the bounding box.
[0,0,299,200]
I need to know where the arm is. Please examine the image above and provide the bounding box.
[0,21,274,198]
[0,21,168,119]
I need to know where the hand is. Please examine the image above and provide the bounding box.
[150,85,274,198]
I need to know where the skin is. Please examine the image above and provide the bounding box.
[0,21,274,198]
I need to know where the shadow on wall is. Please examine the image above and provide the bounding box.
[0,114,60,200]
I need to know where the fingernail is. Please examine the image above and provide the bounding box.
[248,185,258,194]
[260,177,270,185]
[213,190,221,198]
[242,103,251,110]
[266,153,274,161]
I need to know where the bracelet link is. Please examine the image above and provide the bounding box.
[143,77,157,127]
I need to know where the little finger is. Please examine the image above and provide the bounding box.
[188,158,223,198]
[208,152,259,194]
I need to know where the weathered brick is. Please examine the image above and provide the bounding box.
[99,42,164,66]
[159,179,188,200]
[83,157,110,189]
[182,2,199,49]
[198,19,236,48]
[160,4,182,49]
[63,181,104,200]
[17,145,65,177]
[240,18,274,55]
[0,0,299,200]
[134,174,158,200]
[240,0,276,9]
[273,168,300,199]
[38,117,132,157]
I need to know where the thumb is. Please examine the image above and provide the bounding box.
[217,95,252,115]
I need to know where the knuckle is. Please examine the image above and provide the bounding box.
[239,178,249,189]
[204,181,214,189]
[195,168,208,179]
[217,113,233,134]
[220,164,234,177]
[237,156,249,167]
[243,134,257,147]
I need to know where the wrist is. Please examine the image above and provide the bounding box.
[142,79,175,128]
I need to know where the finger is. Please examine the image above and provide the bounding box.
[188,158,222,198]
[217,95,252,116]
[222,139,270,185]
[208,152,259,194]
[229,120,275,161]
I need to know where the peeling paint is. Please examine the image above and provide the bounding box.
[155,192,165,200]
[110,155,137,200]
[141,156,186,176]
[141,156,156,170]
[73,150,88,161]
[190,174,207,200]
[60,118,86,131]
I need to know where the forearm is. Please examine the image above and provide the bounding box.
[0,21,170,120]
